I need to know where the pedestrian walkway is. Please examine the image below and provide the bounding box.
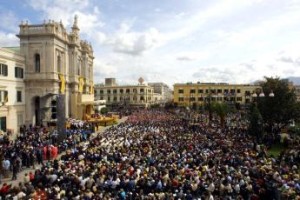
[1,117,127,187]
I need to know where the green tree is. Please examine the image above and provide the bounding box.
[100,107,109,115]
[211,102,229,128]
[258,77,300,130]
[204,98,213,123]
[248,103,264,141]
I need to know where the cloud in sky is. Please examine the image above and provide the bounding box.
[176,51,209,61]
[110,24,162,55]
[0,32,19,47]
[1,0,300,87]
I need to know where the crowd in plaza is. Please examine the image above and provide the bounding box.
[0,119,93,192]
[0,109,299,199]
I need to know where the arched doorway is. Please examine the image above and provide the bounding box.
[34,96,41,126]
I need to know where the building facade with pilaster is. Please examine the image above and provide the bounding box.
[17,16,94,126]
[0,47,25,138]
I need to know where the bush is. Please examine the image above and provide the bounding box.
[100,107,109,115]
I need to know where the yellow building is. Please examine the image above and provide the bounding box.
[173,82,262,107]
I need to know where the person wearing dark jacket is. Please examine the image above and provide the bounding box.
[12,159,20,180]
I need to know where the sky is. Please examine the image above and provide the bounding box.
[1,0,300,88]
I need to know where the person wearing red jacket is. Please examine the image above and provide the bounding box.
[0,183,11,198]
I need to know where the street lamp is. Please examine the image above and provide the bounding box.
[250,89,275,142]
[252,89,275,99]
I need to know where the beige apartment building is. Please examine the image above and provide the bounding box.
[173,82,262,107]
[16,16,95,125]
[148,82,173,104]
[0,47,26,137]
[94,78,155,108]
[293,85,300,102]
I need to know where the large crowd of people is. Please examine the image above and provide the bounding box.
[0,120,93,188]
[0,109,299,199]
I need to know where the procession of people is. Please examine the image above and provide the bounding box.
[0,109,299,199]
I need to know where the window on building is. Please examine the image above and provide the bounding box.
[205,89,209,93]
[0,90,8,103]
[140,96,145,101]
[217,89,222,93]
[120,89,124,93]
[245,91,251,96]
[0,117,6,132]
[0,64,8,76]
[230,97,235,101]
[113,96,117,101]
[100,96,104,100]
[140,88,144,93]
[113,89,117,94]
[211,89,216,94]
[224,89,229,94]
[35,54,40,73]
[198,97,204,101]
[237,97,242,101]
[15,67,24,78]
[178,89,184,94]
[107,90,111,94]
[237,89,241,93]
[198,89,203,93]
[126,89,130,93]
[77,58,81,75]
[230,89,235,94]
[100,90,103,94]
[133,89,137,93]
[57,55,61,73]
[107,97,110,102]
[17,91,22,102]
[190,97,196,101]
[178,97,184,102]
[190,89,196,93]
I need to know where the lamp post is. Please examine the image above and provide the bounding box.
[250,89,275,142]
[252,90,274,99]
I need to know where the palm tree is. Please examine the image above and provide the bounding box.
[211,102,229,128]
[248,103,264,142]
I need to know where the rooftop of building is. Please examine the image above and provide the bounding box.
[1,47,21,54]
[94,83,152,88]
[174,82,259,86]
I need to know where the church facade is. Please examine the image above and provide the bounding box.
[16,16,95,126]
